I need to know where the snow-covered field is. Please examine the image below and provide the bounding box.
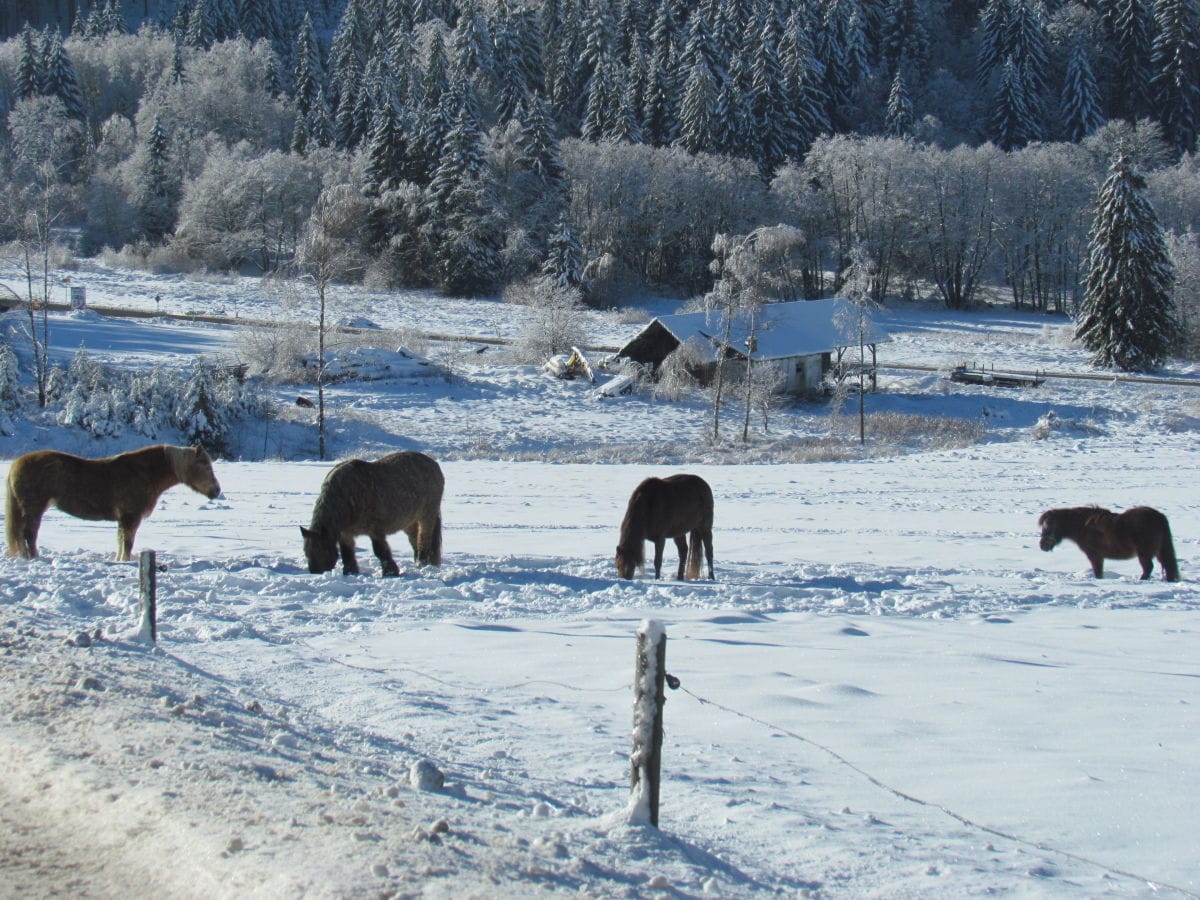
[1,261,1198,898]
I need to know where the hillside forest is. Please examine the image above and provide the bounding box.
[1,0,1199,357]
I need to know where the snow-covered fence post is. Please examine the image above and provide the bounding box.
[630,619,667,827]
[138,550,157,643]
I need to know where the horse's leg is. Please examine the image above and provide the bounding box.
[703,528,715,580]
[1086,552,1105,578]
[1137,549,1155,580]
[403,524,420,561]
[21,506,44,559]
[371,535,400,577]
[653,539,666,579]
[673,535,689,580]
[116,514,140,562]
[339,538,360,575]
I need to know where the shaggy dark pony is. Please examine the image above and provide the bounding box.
[1038,505,1179,581]
[5,444,221,561]
[301,450,443,577]
[615,473,714,580]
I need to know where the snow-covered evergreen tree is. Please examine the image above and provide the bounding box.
[1150,0,1200,154]
[880,0,930,77]
[0,343,21,413]
[185,0,217,50]
[16,26,41,100]
[1076,155,1180,370]
[991,55,1037,149]
[1109,0,1155,120]
[41,32,85,120]
[885,70,914,137]
[1062,32,1104,142]
[541,217,584,291]
[675,57,716,154]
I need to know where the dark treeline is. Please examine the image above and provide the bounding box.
[0,0,1197,319]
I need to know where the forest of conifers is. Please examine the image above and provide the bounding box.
[0,0,1197,321]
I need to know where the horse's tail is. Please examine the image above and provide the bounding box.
[686,530,702,580]
[420,513,443,567]
[1160,518,1181,582]
[5,467,25,558]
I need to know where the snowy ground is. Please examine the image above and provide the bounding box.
[1,260,1198,898]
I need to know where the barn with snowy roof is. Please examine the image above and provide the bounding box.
[615,298,887,395]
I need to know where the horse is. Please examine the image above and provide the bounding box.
[5,444,221,561]
[300,450,443,577]
[1038,505,1180,581]
[615,473,714,581]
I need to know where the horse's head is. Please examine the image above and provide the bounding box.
[1038,511,1062,551]
[184,444,222,499]
[300,525,339,573]
[615,543,641,579]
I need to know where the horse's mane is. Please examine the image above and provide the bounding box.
[1041,505,1116,531]
[308,459,364,535]
[617,490,648,566]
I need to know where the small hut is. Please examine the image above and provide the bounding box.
[616,298,887,395]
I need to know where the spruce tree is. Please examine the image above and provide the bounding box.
[1150,0,1200,154]
[1076,155,1180,371]
[1109,0,1155,120]
[1062,32,1104,142]
[885,70,914,136]
[185,0,216,50]
[541,217,584,291]
[42,32,86,121]
[676,57,716,154]
[17,27,41,100]
[990,55,1036,149]
[976,0,1011,87]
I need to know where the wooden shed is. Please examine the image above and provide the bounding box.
[616,298,887,395]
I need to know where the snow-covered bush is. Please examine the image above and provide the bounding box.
[507,279,589,364]
[48,350,268,453]
[653,338,705,401]
[0,342,21,412]
[173,358,268,457]
[56,350,124,439]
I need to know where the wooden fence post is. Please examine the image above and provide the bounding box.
[138,549,157,643]
[631,620,667,827]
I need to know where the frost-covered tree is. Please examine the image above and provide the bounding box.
[0,342,21,413]
[1108,0,1155,120]
[133,113,178,242]
[16,27,41,100]
[885,70,914,137]
[1076,155,1180,370]
[1062,32,1104,142]
[41,32,85,120]
[990,55,1037,149]
[675,57,716,154]
[1166,228,1200,355]
[541,217,585,291]
[1150,0,1200,154]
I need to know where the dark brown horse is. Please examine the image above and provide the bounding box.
[301,451,443,576]
[1038,505,1179,581]
[5,444,222,561]
[615,473,714,580]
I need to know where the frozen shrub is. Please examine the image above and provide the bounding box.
[653,338,705,401]
[0,343,21,411]
[509,280,589,364]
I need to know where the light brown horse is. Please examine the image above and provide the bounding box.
[615,473,714,581]
[300,451,443,577]
[1038,505,1180,581]
[5,444,222,561]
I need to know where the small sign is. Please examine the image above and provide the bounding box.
[69,286,86,309]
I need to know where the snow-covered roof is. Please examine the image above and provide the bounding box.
[644,298,888,362]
